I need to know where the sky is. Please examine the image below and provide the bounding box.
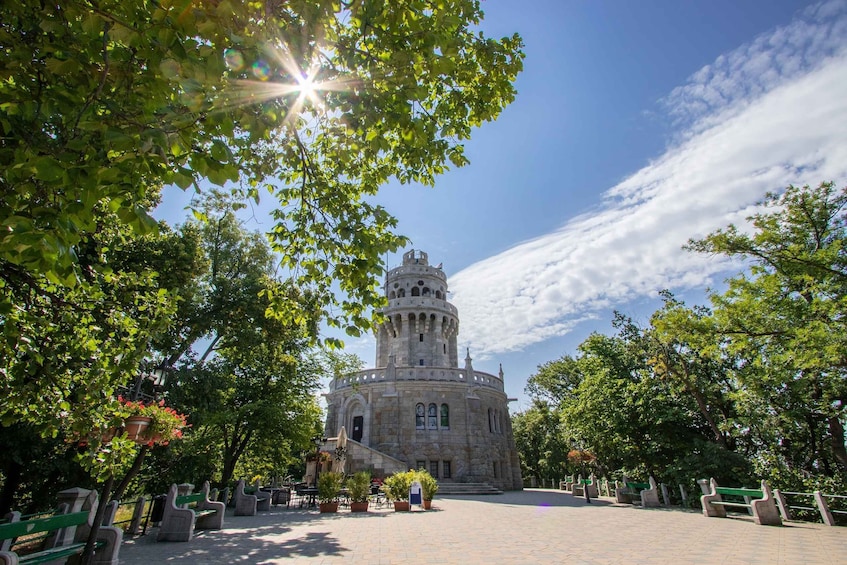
[154,0,847,411]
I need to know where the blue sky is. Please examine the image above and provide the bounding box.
[155,0,847,411]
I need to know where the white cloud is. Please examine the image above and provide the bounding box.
[450,2,847,357]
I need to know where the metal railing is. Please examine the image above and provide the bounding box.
[774,489,847,526]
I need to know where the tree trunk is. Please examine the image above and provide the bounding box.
[112,446,149,501]
[81,474,114,565]
[828,416,847,471]
[0,459,22,516]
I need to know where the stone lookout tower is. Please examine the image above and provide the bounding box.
[324,249,523,491]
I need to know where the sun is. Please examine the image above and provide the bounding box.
[296,73,317,98]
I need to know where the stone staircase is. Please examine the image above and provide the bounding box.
[437,482,503,495]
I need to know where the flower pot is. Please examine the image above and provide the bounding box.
[319,502,339,513]
[124,416,152,443]
[393,501,410,512]
[350,501,369,513]
[423,499,432,510]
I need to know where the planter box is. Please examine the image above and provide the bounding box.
[124,416,152,443]
[393,501,410,512]
[350,501,369,513]
[319,502,339,513]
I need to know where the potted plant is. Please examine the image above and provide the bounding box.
[116,396,188,446]
[317,471,343,513]
[347,471,371,512]
[415,469,438,510]
[383,470,414,511]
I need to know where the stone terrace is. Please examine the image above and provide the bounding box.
[115,489,847,564]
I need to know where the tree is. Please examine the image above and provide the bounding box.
[687,181,847,476]
[2,3,523,518]
[512,400,569,483]
[0,208,187,448]
[155,191,293,367]
[1,0,524,337]
[648,292,740,451]
[526,321,749,486]
[165,343,325,488]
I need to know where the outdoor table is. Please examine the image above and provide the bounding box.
[261,487,290,507]
[301,487,318,507]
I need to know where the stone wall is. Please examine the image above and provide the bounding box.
[325,376,522,490]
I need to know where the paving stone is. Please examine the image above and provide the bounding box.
[115,489,847,564]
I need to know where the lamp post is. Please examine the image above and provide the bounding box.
[130,362,172,402]
[571,437,591,504]
[311,435,326,486]
[83,361,173,565]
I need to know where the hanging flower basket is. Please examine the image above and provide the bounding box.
[100,428,117,443]
[124,416,153,443]
[116,396,189,446]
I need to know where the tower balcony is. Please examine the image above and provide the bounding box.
[385,264,448,281]
[329,366,504,393]
[382,297,458,316]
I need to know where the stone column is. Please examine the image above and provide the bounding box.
[52,487,93,547]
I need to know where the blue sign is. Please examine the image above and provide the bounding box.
[409,481,423,506]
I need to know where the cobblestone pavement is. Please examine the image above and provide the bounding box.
[115,488,847,564]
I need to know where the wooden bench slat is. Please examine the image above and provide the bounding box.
[0,511,89,539]
[715,488,763,498]
[18,540,105,565]
[175,493,206,505]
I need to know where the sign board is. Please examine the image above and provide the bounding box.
[409,480,423,506]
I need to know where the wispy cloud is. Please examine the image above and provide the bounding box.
[450,0,847,357]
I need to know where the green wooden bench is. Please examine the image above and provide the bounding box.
[0,511,104,565]
[244,480,272,511]
[572,475,599,498]
[700,478,782,526]
[176,493,217,519]
[620,481,649,504]
[157,482,225,542]
[234,479,271,515]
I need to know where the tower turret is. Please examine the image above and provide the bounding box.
[376,249,459,368]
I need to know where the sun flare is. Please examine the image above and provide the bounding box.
[296,73,317,98]
[220,44,356,126]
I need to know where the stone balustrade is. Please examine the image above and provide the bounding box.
[330,366,504,392]
[385,264,447,281]
[384,296,458,315]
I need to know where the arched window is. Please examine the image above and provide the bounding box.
[440,404,449,429]
[389,291,396,299]
[398,288,406,298]
[411,287,420,296]
[415,403,425,429]
[428,403,437,429]
[422,287,430,296]
[488,408,493,433]
[435,290,442,299]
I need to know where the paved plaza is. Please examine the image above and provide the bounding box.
[115,488,847,564]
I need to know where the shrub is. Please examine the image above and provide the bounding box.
[415,469,439,500]
[383,470,415,501]
[317,471,344,503]
[346,471,371,503]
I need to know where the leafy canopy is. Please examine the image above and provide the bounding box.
[1,0,524,337]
